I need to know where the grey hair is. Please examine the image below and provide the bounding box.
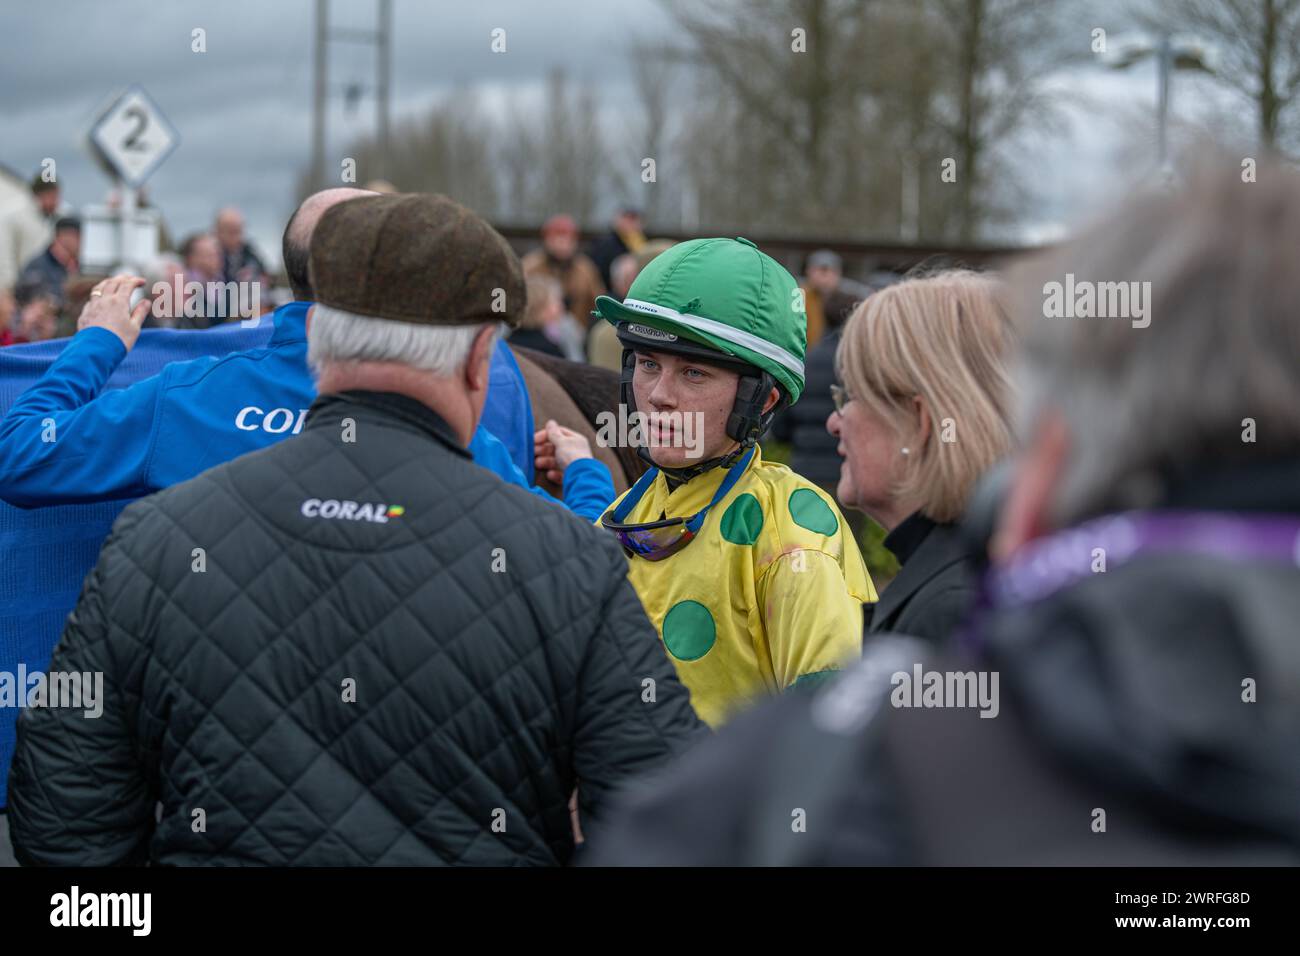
[1005,150,1300,527]
[308,303,498,376]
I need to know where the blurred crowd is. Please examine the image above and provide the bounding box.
[509,206,886,374]
[2,154,1295,869]
[1,170,885,362]
[0,172,891,553]
[0,172,282,343]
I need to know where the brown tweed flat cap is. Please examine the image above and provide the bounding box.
[308,192,525,327]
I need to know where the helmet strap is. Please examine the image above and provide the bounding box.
[726,370,785,447]
[620,348,786,484]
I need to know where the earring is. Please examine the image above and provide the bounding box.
[900,447,910,456]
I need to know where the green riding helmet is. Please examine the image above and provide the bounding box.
[594,237,807,457]
[594,236,807,402]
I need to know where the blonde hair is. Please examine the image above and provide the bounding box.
[836,270,1016,522]
[522,275,561,331]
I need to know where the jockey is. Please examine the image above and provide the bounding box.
[594,237,875,727]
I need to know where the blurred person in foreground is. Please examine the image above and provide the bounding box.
[8,193,704,866]
[591,154,1300,865]
[829,271,1016,644]
[594,237,874,730]
[801,249,872,347]
[522,213,605,342]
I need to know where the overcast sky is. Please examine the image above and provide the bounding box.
[0,0,1242,267]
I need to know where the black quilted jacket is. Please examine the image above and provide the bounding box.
[8,390,705,866]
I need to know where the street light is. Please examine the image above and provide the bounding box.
[1104,32,1217,177]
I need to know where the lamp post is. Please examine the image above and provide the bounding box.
[1104,31,1217,178]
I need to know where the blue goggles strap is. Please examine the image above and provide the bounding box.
[686,446,754,533]
[609,445,756,531]
[611,461,663,523]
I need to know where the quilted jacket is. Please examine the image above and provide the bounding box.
[7,389,705,866]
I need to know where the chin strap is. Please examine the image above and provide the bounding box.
[621,347,786,485]
[640,444,748,486]
[727,370,784,447]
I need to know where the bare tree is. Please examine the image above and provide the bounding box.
[1137,0,1300,151]
[928,0,1075,241]
[658,0,892,235]
[657,0,1074,241]
[325,92,500,215]
[331,71,611,228]
[544,70,608,224]
[305,0,1080,244]
[498,100,540,222]
[624,41,678,227]
[497,68,608,225]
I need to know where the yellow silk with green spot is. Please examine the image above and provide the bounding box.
[602,445,875,728]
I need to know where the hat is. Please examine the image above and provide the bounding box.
[594,237,807,402]
[54,216,81,233]
[309,193,525,327]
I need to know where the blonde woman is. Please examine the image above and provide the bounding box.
[827,270,1015,644]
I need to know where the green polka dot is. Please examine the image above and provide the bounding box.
[720,493,764,545]
[662,600,716,661]
[789,488,839,536]
[791,669,840,691]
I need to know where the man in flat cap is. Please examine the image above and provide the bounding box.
[9,193,705,867]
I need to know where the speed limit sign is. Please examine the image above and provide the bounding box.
[89,85,179,188]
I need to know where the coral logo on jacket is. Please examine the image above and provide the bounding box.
[235,406,309,434]
[300,499,404,523]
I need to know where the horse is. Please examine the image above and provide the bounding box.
[510,345,646,496]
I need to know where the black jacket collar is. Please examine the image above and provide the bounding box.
[305,390,472,459]
[883,512,935,566]
[870,512,972,629]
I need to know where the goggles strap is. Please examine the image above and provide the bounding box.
[608,446,756,537]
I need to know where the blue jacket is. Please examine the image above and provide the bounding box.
[0,302,614,517]
[0,304,613,807]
